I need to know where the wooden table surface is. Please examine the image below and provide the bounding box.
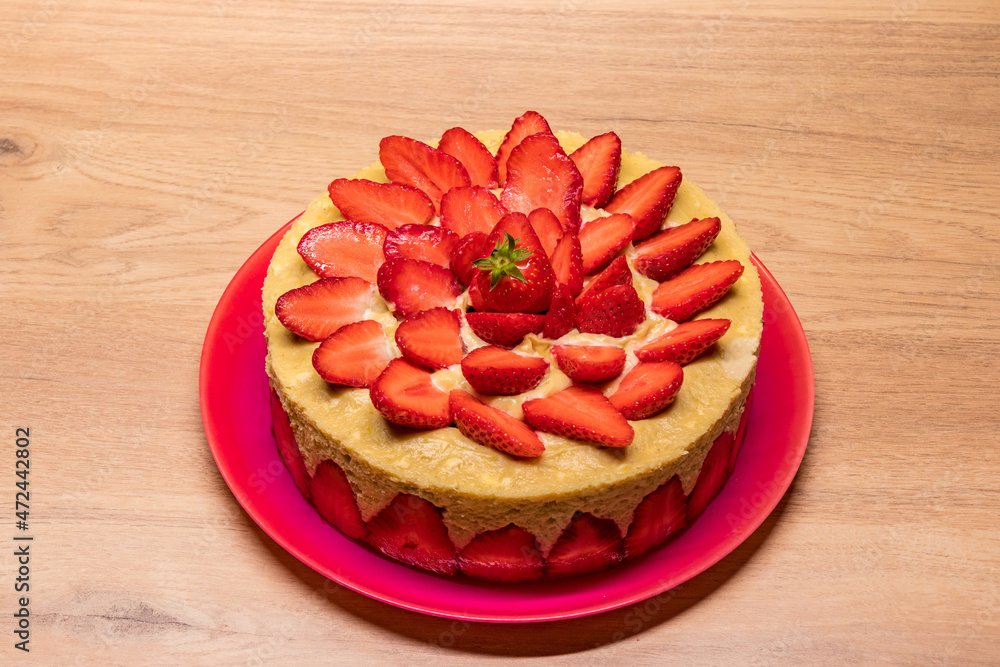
[2,0,998,664]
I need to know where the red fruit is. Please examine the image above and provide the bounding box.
[297,221,388,282]
[383,223,460,268]
[651,260,744,322]
[543,283,575,339]
[605,165,682,241]
[686,430,737,522]
[546,512,623,579]
[449,390,545,458]
[439,127,498,189]
[569,132,622,208]
[575,255,631,312]
[728,390,753,477]
[495,110,553,185]
[578,213,636,275]
[366,493,457,575]
[551,344,626,383]
[576,284,645,337]
[449,232,489,286]
[275,277,374,342]
[624,476,687,558]
[467,283,491,312]
[472,212,555,314]
[522,385,633,447]
[369,358,450,429]
[312,320,394,387]
[439,186,508,238]
[460,346,549,395]
[327,178,434,230]
[379,135,471,212]
[633,217,722,281]
[550,232,584,296]
[636,318,731,364]
[376,258,463,318]
[457,524,544,582]
[609,361,684,420]
[501,133,584,233]
[527,208,563,259]
[394,307,464,370]
[270,388,310,498]
[310,459,366,540]
[465,312,545,348]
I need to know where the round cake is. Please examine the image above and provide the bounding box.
[263,112,763,581]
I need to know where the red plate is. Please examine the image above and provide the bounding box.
[200,219,814,623]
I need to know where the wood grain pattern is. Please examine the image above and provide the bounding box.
[2,0,998,663]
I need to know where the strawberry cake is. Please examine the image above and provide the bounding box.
[263,111,763,581]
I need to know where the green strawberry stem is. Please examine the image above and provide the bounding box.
[473,232,533,289]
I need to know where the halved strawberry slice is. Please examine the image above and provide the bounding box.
[369,358,450,429]
[527,208,563,259]
[460,345,548,395]
[624,476,687,558]
[728,391,753,478]
[578,212,636,275]
[550,232,584,296]
[576,284,645,337]
[569,132,621,208]
[394,307,463,370]
[522,385,633,447]
[651,260,744,322]
[449,390,545,457]
[366,493,457,575]
[270,388,311,498]
[575,255,631,312]
[636,318,731,364]
[376,257,462,318]
[465,312,545,348]
[609,361,684,420]
[501,133,583,233]
[686,430,737,522]
[605,165,682,241]
[546,512,623,579]
[310,459,366,540]
[633,217,722,281]
[275,277,374,342]
[297,221,388,282]
[543,283,575,339]
[551,344,626,383]
[495,110,553,185]
[379,135,471,212]
[383,223,460,268]
[448,231,489,286]
[312,320,394,387]
[439,127,499,188]
[439,186,508,238]
[327,178,434,230]
[457,523,544,582]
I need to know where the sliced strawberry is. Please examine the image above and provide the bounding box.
[439,186,507,238]
[465,312,545,348]
[394,307,463,370]
[449,231,489,286]
[651,260,744,322]
[575,255,631,312]
[569,132,621,208]
[609,361,684,420]
[686,430,737,522]
[310,459,366,540]
[376,258,462,318]
[576,284,645,337]
[468,283,491,312]
[522,385,633,447]
[366,493,457,575]
[327,178,434,230]
[312,320,394,387]
[578,213,636,275]
[297,221,388,282]
[624,476,687,558]
[636,318,731,364]
[460,345,548,395]
[383,223,460,268]
[369,358,450,429]
[549,232,584,297]
[457,523,544,582]
[605,165,682,241]
[551,344,626,383]
[472,212,555,314]
[501,133,583,233]
[527,208,563,259]
[728,391,753,477]
[633,217,722,281]
[543,283,575,339]
[379,135,470,212]
[270,388,310,498]
[546,512,623,579]
[496,110,553,185]
[275,277,374,342]
[439,127,498,188]
[449,390,545,457]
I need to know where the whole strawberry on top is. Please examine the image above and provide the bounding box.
[471,212,555,314]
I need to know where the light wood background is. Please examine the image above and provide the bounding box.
[2,0,998,664]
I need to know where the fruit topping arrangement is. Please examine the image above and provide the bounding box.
[276,111,745,458]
